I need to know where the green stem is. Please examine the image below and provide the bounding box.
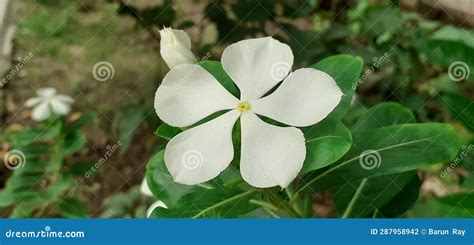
[303,195,314,218]
[249,199,281,218]
[265,189,302,218]
[249,199,279,211]
[372,209,380,218]
[342,178,368,218]
[223,178,244,188]
[35,131,65,218]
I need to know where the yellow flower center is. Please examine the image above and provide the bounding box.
[236,101,251,112]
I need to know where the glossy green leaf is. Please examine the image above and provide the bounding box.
[59,197,89,218]
[334,102,418,217]
[301,118,352,173]
[62,130,86,154]
[334,171,417,218]
[298,123,460,193]
[155,124,181,141]
[151,188,257,218]
[441,93,474,132]
[200,60,239,97]
[352,102,416,133]
[310,55,364,119]
[378,174,420,217]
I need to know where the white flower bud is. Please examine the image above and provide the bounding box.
[159,27,197,69]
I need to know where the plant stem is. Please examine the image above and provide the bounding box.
[249,199,281,218]
[342,178,368,218]
[303,194,314,218]
[264,189,303,218]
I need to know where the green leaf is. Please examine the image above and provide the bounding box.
[298,123,460,193]
[200,60,239,97]
[151,188,257,218]
[67,161,96,176]
[155,124,182,141]
[333,102,419,218]
[65,112,96,133]
[62,130,86,154]
[9,122,61,147]
[100,187,146,218]
[441,93,474,132]
[417,26,474,80]
[146,151,193,207]
[352,102,416,133]
[59,197,89,218]
[310,55,364,119]
[0,124,75,216]
[333,171,417,218]
[359,6,404,39]
[301,118,352,173]
[378,174,420,217]
[428,74,461,95]
[409,193,474,218]
[6,174,74,216]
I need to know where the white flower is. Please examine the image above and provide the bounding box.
[154,37,343,188]
[159,27,197,69]
[140,179,167,218]
[25,87,73,121]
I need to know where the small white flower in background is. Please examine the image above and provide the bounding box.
[24,87,73,121]
[159,27,197,69]
[140,179,167,218]
[155,36,343,188]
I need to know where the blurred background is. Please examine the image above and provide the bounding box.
[0,0,473,218]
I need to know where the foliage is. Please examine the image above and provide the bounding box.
[2,0,472,219]
[0,113,95,217]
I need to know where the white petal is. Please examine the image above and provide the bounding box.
[155,64,239,127]
[160,28,197,69]
[161,28,192,49]
[37,87,57,97]
[221,37,294,101]
[140,178,153,197]
[146,200,167,218]
[251,68,343,127]
[164,110,240,185]
[50,98,71,115]
[24,97,42,108]
[240,112,305,188]
[54,94,74,103]
[31,102,51,121]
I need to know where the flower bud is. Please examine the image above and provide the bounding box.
[159,28,197,69]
